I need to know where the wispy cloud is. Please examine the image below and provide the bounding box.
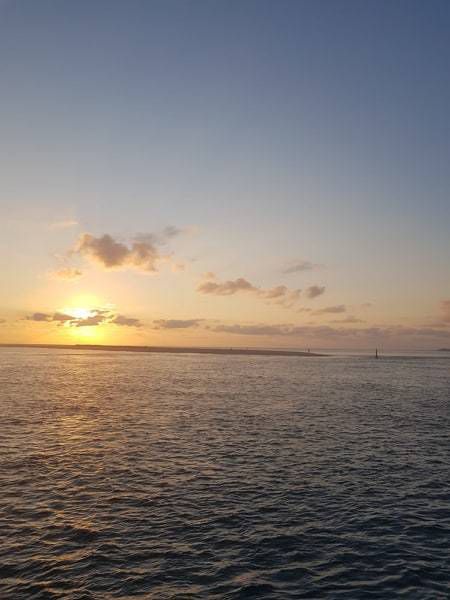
[197,273,304,309]
[25,309,142,328]
[283,260,323,274]
[49,219,79,230]
[110,315,142,327]
[49,267,83,281]
[153,319,203,329]
[306,285,326,299]
[198,277,257,296]
[330,316,365,324]
[314,304,346,314]
[210,322,450,341]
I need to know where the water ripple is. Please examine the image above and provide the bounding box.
[1,348,449,598]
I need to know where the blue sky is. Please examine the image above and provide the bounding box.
[1,0,449,348]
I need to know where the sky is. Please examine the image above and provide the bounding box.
[0,0,449,349]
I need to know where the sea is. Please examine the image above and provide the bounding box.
[1,347,449,599]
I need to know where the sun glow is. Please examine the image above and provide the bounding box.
[67,324,105,342]
[64,307,95,319]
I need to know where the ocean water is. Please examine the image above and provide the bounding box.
[1,348,449,599]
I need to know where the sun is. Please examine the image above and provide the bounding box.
[57,296,111,343]
[64,307,95,320]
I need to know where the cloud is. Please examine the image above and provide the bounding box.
[197,274,303,309]
[212,323,294,336]
[441,300,450,323]
[163,225,184,239]
[330,316,365,324]
[69,227,188,274]
[75,233,160,272]
[50,267,83,281]
[110,314,142,327]
[0,318,6,324]
[314,304,346,314]
[198,277,257,296]
[171,263,186,272]
[210,322,450,341]
[24,309,141,328]
[283,260,323,274]
[74,314,107,327]
[26,312,56,322]
[306,285,326,299]
[153,319,203,329]
[52,312,76,323]
[49,219,79,230]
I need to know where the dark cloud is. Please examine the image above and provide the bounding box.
[197,274,302,309]
[314,305,346,314]
[52,312,76,323]
[24,310,141,328]
[306,285,326,299]
[71,227,189,273]
[153,319,203,329]
[283,260,322,274]
[26,312,56,322]
[198,277,257,296]
[74,314,107,327]
[0,318,6,324]
[75,233,160,272]
[111,314,142,327]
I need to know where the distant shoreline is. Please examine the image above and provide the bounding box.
[0,343,326,358]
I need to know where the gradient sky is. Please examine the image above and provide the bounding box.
[1,0,449,349]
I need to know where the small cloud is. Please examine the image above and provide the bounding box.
[49,220,79,230]
[171,262,186,272]
[163,225,184,239]
[75,233,160,272]
[0,318,6,324]
[25,312,53,322]
[197,273,303,309]
[198,277,257,296]
[314,304,346,315]
[330,316,365,324]
[110,314,142,327]
[283,260,323,274]
[50,267,83,281]
[153,319,203,329]
[52,312,75,323]
[74,314,107,327]
[306,285,326,299]
[24,309,141,328]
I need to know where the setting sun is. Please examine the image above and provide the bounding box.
[63,307,94,320]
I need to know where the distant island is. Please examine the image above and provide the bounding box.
[0,343,326,358]
[437,348,450,352]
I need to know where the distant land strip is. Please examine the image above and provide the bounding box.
[0,343,326,358]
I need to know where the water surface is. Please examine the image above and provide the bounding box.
[1,348,449,598]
